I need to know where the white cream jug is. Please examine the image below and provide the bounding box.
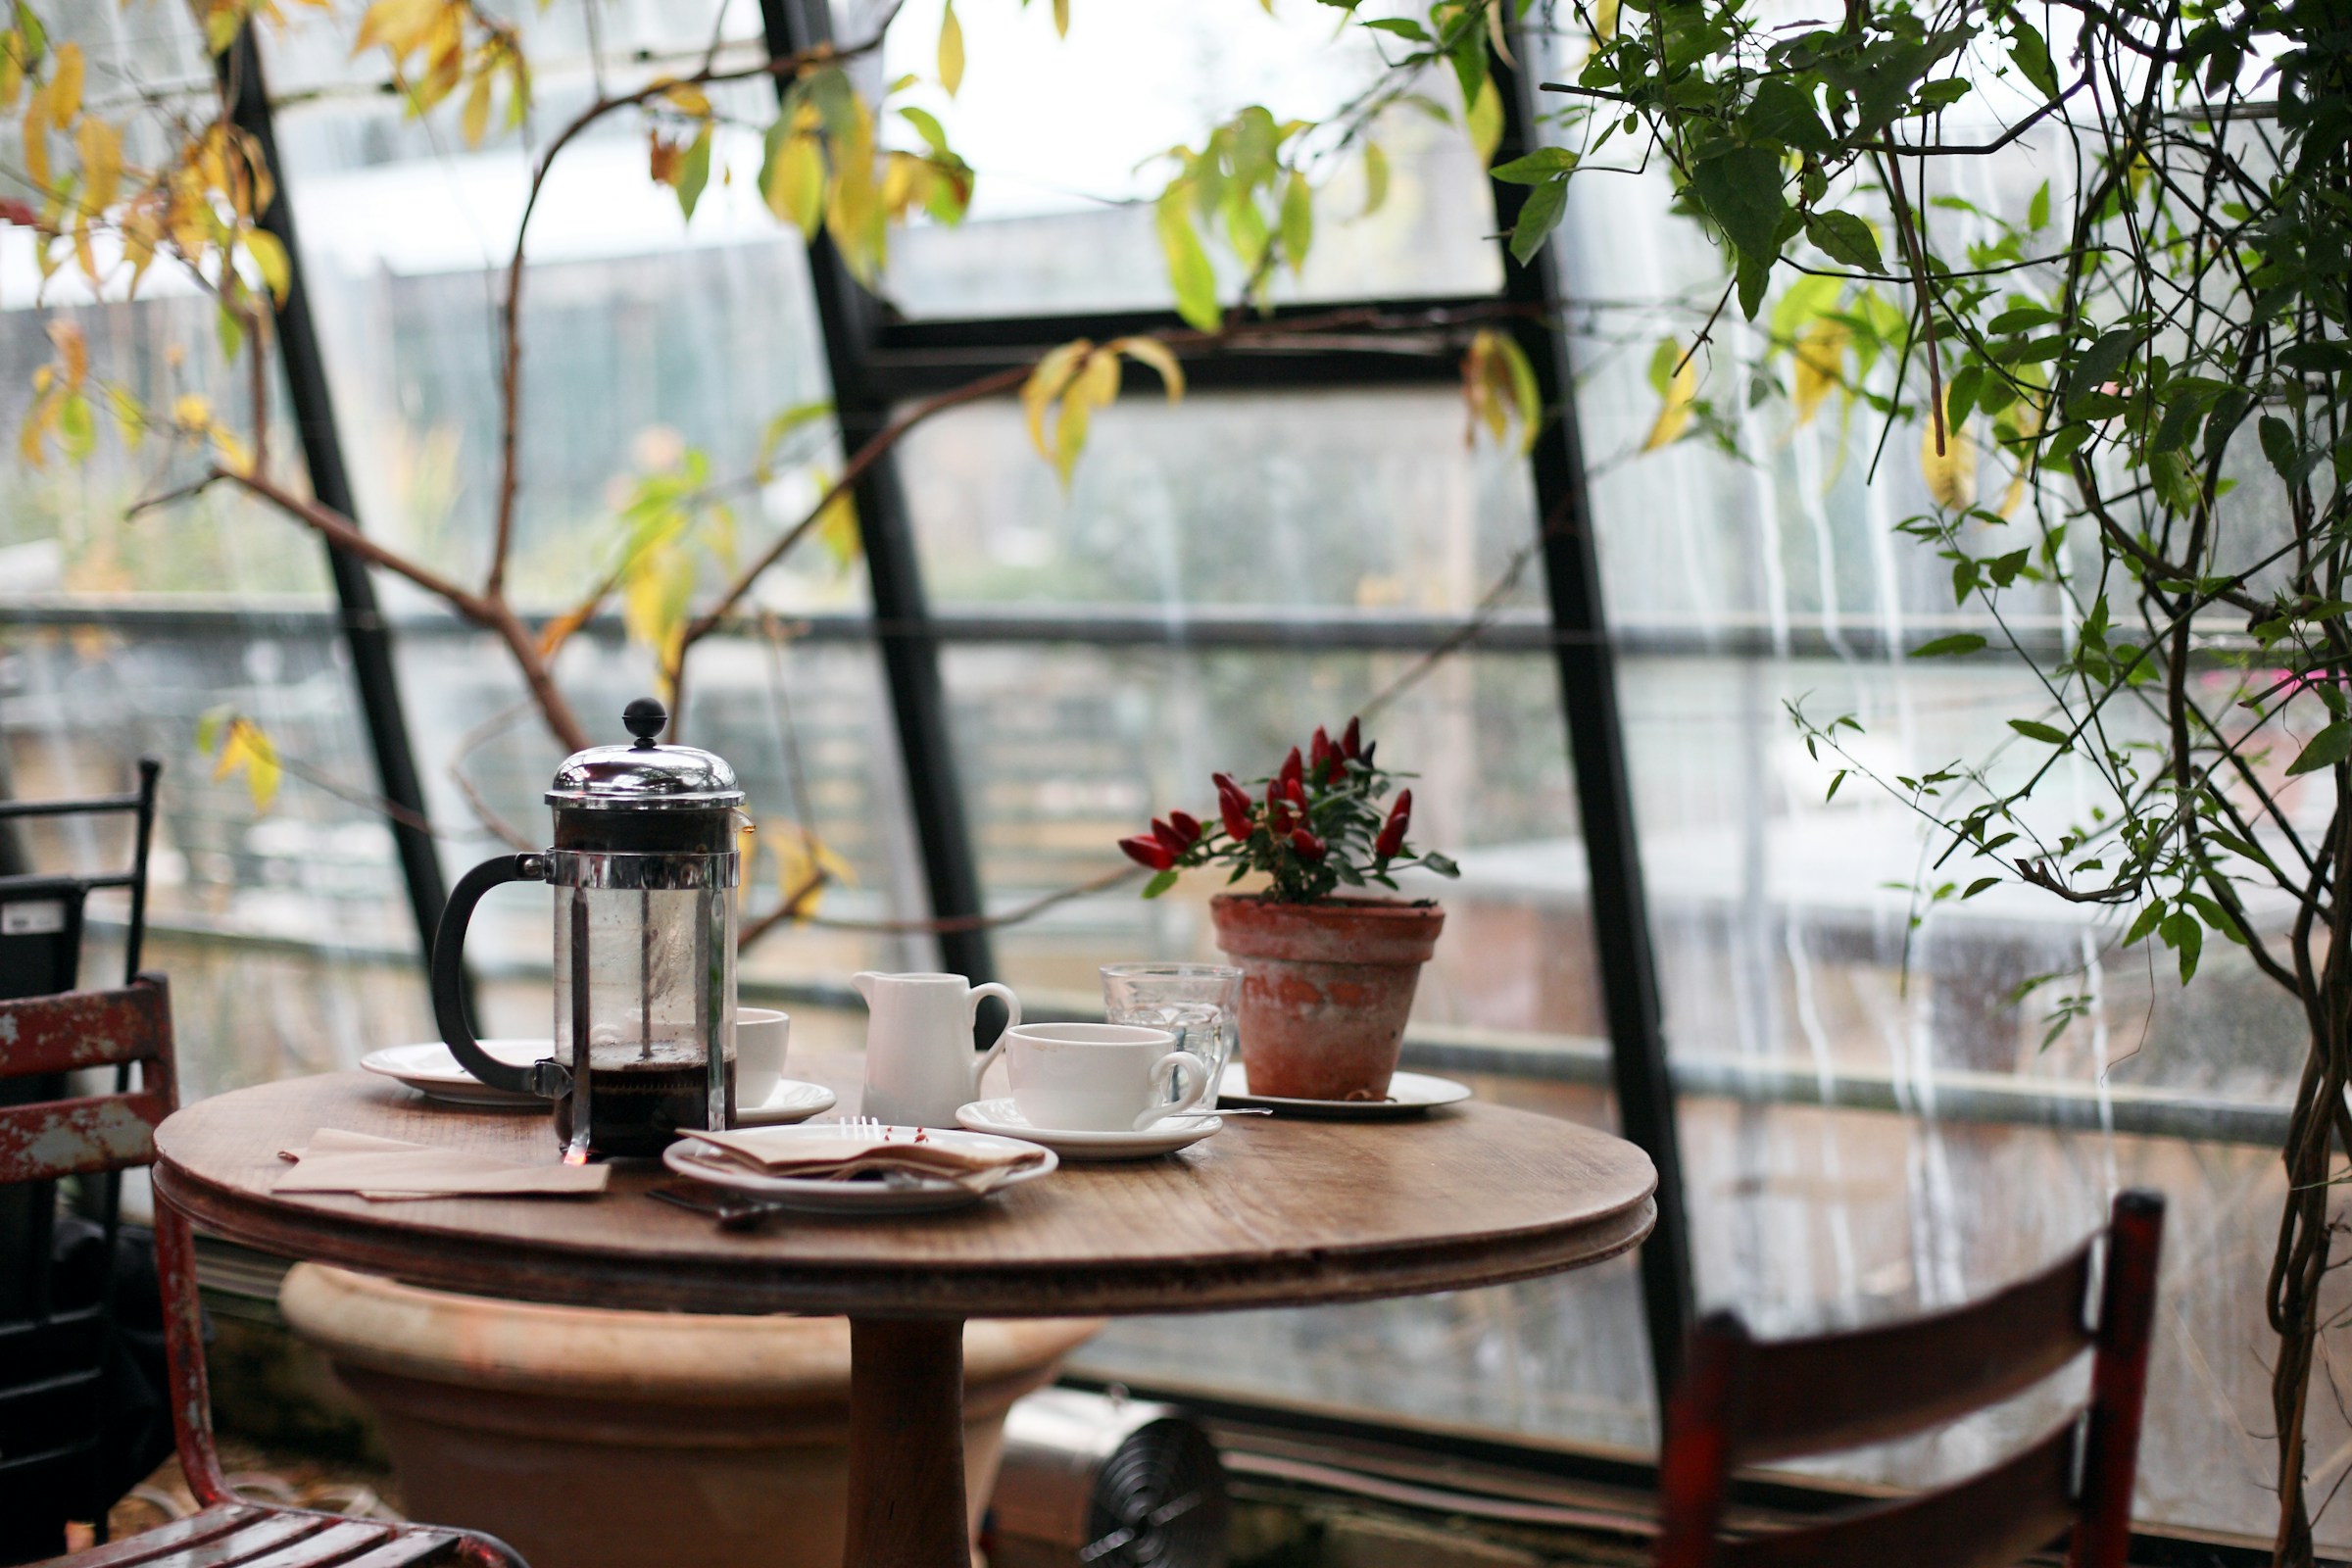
[852,971,1021,1127]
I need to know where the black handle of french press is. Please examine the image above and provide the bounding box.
[431,853,561,1098]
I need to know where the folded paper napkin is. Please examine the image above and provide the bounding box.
[683,1126,1047,1195]
[275,1128,610,1200]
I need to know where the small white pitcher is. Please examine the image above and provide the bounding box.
[853,971,1021,1128]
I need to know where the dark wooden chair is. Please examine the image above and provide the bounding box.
[0,976,529,1568]
[1654,1189,2164,1568]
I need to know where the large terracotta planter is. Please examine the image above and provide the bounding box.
[279,1264,1099,1568]
[1209,893,1446,1101]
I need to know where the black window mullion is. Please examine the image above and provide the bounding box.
[757,0,994,983]
[1492,24,1697,1403]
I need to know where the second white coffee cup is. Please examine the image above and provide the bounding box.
[1004,1022,1208,1132]
[736,1007,792,1104]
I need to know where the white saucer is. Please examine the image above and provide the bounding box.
[662,1123,1056,1214]
[734,1079,837,1127]
[1217,1063,1472,1119]
[361,1041,550,1107]
[955,1098,1221,1160]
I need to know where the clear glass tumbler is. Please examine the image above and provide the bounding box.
[1100,962,1243,1111]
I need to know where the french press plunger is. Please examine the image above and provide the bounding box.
[431,698,742,1159]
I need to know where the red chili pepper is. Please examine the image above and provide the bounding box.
[1375,789,1412,858]
[1218,792,1254,841]
[1265,778,1295,837]
[1309,726,1334,782]
[1151,817,1191,854]
[1119,834,1177,871]
[0,200,37,228]
[1285,775,1307,807]
[1290,827,1327,860]
[1213,772,1247,808]
[1168,809,1202,844]
[1278,746,1303,797]
[1341,716,1362,760]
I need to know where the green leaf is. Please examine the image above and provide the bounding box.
[2158,909,2202,983]
[1279,171,1313,274]
[1745,79,1832,153]
[1418,852,1460,877]
[1156,193,1220,332]
[1909,632,1987,658]
[1691,145,1788,276]
[1805,210,1883,272]
[1361,142,1389,216]
[1962,876,1999,899]
[2007,18,2060,97]
[2286,719,2351,776]
[2259,416,2299,478]
[1142,869,1179,899]
[2007,717,2072,747]
[1945,362,1983,429]
[1509,178,1568,266]
[1491,147,1578,183]
[2123,900,2164,947]
[675,124,712,220]
[1362,17,1429,39]
[57,390,91,461]
[898,105,951,154]
[2028,181,2050,230]
[2063,327,2138,413]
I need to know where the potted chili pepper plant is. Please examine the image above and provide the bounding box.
[1119,718,1459,1101]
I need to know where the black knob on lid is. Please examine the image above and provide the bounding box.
[622,697,668,749]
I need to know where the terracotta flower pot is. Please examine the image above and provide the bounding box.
[1209,893,1446,1101]
[279,1264,1100,1568]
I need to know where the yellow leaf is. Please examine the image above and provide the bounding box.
[172,393,213,430]
[1361,141,1389,217]
[47,318,86,389]
[765,130,825,237]
[1464,73,1501,166]
[209,421,253,475]
[938,0,963,96]
[1021,338,1092,459]
[72,219,95,285]
[813,476,860,569]
[244,226,291,303]
[74,115,121,212]
[1642,347,1698,452]
[1107,336,1185,402]
[1588,0,1619,59]
[1052,0,1070,36]
[18,387,55,467]
[48,42,80,124]
[621,541,696,664]
[1920,416,1977,510]
[460,70,491,148]
[213,718,281,812]
[22,84,48,189]
[354,0,443,58]
[0,47,21,114]
[1790,318,1847,427]
[662,81,711,118]
[1052,346,1121,487]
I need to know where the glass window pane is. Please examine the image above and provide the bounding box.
[903,389,1543,617]
[858,0,1502,318]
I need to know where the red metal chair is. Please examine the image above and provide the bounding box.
[0,975,529,1568]
[1654,1189,2164,1568]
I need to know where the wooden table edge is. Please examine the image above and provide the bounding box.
[152,1158,1657,1319]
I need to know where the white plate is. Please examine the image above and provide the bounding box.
[734,1079,837,1127]
[662,1123,1057,1214]
[1217,1063,1472,1119]
[361,1040,551,1107]
[955,1098,1221,1160]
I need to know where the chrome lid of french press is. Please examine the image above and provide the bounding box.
[545,697,744,811]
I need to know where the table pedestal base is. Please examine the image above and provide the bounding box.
[845,1316,968,1568]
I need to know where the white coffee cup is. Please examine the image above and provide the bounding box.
[736,1007,792,1104]
[1004,1022,1209,1133]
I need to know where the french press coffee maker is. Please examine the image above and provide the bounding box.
[431,698,741,1159]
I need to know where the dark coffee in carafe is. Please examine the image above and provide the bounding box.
[554,1052,737,1159]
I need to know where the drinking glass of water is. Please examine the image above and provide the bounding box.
[1100,963,1243,1111]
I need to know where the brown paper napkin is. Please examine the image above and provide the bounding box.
[682,1126,1048,1194]
[275,1128,610,1200]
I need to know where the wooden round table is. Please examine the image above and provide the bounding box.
[154,1052,1656,1568]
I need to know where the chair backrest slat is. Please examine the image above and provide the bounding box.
[1653,1191,2166,1568]
[1733,1241,2096,1462]
[1722,1420,2078,1568]
[0,1087,172,1184]
[0,983,171,1078]
[0,977,174,1185]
